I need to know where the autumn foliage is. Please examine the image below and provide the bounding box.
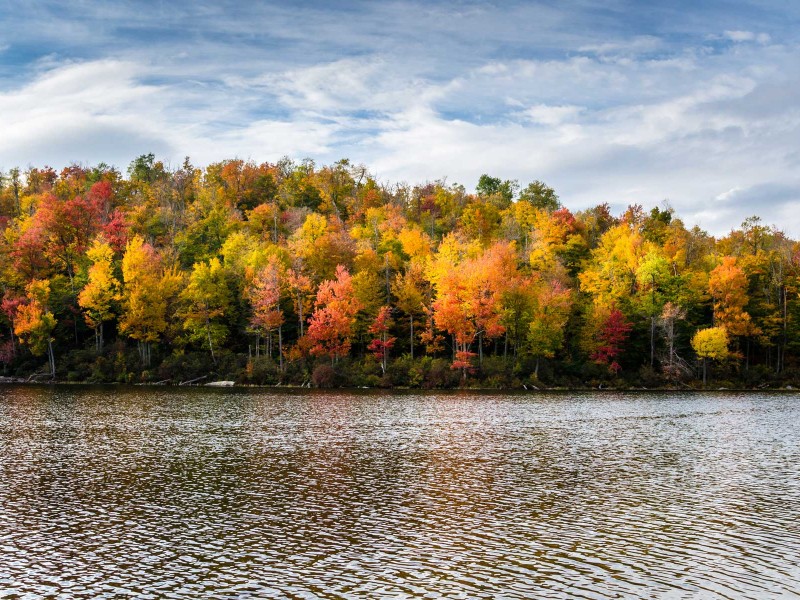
[0,157,798,387]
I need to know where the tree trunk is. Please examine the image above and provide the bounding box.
[207,318,216,364]
[48,340,55,378]
[382,335,387,374]
[702,358,707,386]
[298,296,305,337]
[650,316,655,368]
[409,318,414,360]
[278,325,283,372]
[8,323,16,358]
[746,337,750,372]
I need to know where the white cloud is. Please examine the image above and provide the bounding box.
[723,30,771,44]
[0,2,798,237]
[579,35,663,56]
[715,187,743,202]
[521,104,583,126]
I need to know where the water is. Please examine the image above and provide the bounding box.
[1,386,799,599]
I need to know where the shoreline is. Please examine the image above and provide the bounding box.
[1,377,796,393]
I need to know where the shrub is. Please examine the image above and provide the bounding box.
[312,363,337,387]
[243,356,280,385]
[424,358,460,388]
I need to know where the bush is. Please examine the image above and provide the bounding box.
[312,363,337,387]
[243,356,280,385]
[477,356,515,387]
[424,358,461,388]
[386,354,432,387]
[157,351,215,383]
[638,365,664,388]
[283,359,310,385]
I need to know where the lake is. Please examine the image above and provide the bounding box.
[1,386,799,598]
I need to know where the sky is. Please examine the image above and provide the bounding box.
[0,0,799,235]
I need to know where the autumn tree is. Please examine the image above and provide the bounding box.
[14,279,56,377]
[432,242,512,375]
[307,265,362,363]
[691,327,729,385]
[392,262,427,358]
[528,280,572,377]
[119,236,179,366]
[368,306,396,374]
[78,239,121,351]
[180,257,232,364]
[590,307,633,375]
[247,257,285,369]
[708,257,756,336]
[289,213,355,282]
[708,256,759,368]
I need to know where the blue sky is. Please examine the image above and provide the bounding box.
[1,0,799,234]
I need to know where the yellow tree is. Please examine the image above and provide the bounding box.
[691,326,729,385]
[14,279,57,377]
[78,239,121,351]
[289,213,354,282]
[579,223,649,309]
[392,261,427,359]
[119,236,178,367]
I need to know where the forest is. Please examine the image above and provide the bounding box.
[0,154,797,389]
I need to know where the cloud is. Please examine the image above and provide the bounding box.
[723,30,771,44]
[578,35,664,56]
[0,60,174,168]
[521,104,584,126]
[694,182,800,233]
[0,1,799,236]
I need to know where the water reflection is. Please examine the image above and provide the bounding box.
[1,387,799,598]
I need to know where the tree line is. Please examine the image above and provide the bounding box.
[0,155,797,388]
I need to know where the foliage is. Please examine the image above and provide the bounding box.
[307,265,361,362]
[0,156,797,387]
[590,308,633,374]
[691,327,729,361]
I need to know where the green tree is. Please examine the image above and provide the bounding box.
[180,257,233,364]
[519,180,560,211]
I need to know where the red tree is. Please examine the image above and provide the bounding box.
[367,306,396,373]
[307,265,362,363]
[591,308,632,374]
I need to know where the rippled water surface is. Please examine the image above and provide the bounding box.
[2,386,800,598]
